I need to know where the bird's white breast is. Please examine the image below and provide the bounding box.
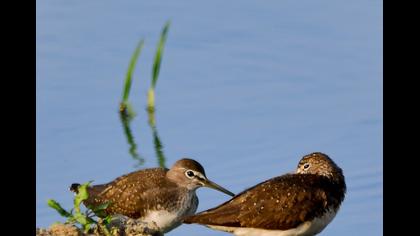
[142,191,198,233]
[142,210,181,233]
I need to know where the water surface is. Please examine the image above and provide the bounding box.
[37,1,383,235]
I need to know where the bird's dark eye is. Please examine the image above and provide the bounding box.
[303,163,310,169]
[186,170,195,178]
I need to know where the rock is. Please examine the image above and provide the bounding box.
[36,223,82,236]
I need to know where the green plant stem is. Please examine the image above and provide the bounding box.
[120,39,145,112]
[148,21,171,111]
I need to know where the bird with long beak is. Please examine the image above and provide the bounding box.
[70,158,235,234]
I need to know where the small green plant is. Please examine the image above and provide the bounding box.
[120,39,145,119]
[147,21,171,112]
[47,182,113,236]
[117,21,170,169]
[118,40,146,166]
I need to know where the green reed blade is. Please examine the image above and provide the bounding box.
[151,21,170,89]
[122,39,145,103]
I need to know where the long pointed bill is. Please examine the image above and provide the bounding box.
[201,179,235,197]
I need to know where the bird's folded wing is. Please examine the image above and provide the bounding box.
[185,174,330,230]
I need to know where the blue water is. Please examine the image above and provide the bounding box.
[36,1,383,235]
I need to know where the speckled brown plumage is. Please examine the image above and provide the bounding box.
[184,152,346,232]
[70,158,234,233]
[83,168,184,218]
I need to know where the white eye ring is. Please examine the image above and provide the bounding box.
[303,163,310,169]
[185,170,195,179]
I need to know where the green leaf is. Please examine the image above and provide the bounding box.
[74,181,92,213]
[87,201,110,218]
[66,215,76,224]
[151,21,171,89]
[73,212,93,227]
[47,199,72,218]
[83,223,92,233]
[122,39,145,103]
[103,215,113,225]
[92,202,110,212]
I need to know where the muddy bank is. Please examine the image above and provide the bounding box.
[36,218,163,236]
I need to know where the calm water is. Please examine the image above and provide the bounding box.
[36,1,383,235]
